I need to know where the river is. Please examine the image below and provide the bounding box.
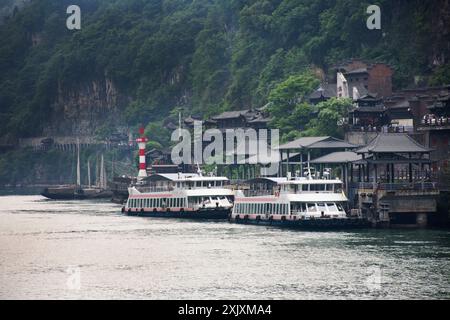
[0,195,449,299]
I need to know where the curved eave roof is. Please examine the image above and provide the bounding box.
[356,133,432,154]
[310,151,362,164]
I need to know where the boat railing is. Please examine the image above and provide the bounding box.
[135,186,174,193]
[243,190,274,197]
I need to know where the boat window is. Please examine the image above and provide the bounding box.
[302,184,309,191]
[317,203,326,213]
[307,203,317,212]
[314,184,326,191]
[326,203,338,212]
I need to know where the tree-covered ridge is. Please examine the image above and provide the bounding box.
[0,0,449,140]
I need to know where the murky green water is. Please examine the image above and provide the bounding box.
[0,195,449,299]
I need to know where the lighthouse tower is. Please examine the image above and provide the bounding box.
[136,126,148,178]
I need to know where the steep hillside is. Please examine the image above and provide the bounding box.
[0,0,449,141]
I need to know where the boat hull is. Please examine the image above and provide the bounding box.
[125,208,231,220]
[41,187,113,200]
[230,216,371,229]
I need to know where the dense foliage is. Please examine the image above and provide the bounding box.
[0,0,449,142]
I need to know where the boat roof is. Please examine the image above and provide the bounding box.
[144,173,229,182]
[245,177,343,185]
[245,177,290,184]
[278,178,343,185]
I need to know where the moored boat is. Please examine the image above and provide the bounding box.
[230,176,369,229]
[41,185,112,200]
[122,172,234,219]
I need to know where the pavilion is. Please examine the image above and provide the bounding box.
[277,136,357,177]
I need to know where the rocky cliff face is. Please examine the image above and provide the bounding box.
[43,77,130,136]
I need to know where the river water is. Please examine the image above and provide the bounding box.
[0,195,449,300]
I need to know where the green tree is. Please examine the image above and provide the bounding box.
[267,72,320,140]
[308,98,352,138]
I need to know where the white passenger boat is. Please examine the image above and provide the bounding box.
[230,176,369,229]
[122,172,234,219]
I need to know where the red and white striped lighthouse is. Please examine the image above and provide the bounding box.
[136,126,148,178]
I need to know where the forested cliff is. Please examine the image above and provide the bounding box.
[0,0,449,142]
